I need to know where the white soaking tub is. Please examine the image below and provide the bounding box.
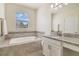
[0,36,42,56]
[9,36,41,45]
[0,36,42,48]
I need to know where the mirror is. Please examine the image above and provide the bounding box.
[51,3,79,34]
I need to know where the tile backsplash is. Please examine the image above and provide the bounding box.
[4,31,44,40]
[63,33,79,38]
[51,31,79,38]
[5,31,36,40]
[51,31,62,36]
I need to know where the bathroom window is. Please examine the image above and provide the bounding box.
[16,11,29,28]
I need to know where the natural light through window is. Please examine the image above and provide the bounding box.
[16,11,29,28]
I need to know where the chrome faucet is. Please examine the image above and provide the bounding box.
[57,24,62,36]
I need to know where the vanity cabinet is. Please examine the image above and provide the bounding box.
[41,37,62,56]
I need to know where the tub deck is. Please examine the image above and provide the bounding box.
[0,40,43,56]
[0,36,43,56]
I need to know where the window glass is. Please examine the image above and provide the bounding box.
[16,11,29,28]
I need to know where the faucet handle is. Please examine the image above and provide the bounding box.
[57,31,62,36]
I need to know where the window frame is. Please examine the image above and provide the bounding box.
[16,11,29,28]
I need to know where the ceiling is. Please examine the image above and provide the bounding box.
[19,3,63,13]
[19,3,72,13]
[20,3,46,9]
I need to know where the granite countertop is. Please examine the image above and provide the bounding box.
[43,35,79,46]
[43,35,62,41]
[62,37,79,45]
[0,35,79,48]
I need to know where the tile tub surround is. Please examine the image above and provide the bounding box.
[4,31,45,40]
[0,40,43,56]
[4,31,37,40]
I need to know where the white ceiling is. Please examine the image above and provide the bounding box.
[20,3,46,9]
[20,3,60,13]
[19,3,72,14]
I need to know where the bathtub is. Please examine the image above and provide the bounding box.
[9,36,42,45]
[0,36,42,48]
[0,36,42,56]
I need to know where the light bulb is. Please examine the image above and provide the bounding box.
[55,3,58,6]
[58,5,62,8]
[51,4,54,8]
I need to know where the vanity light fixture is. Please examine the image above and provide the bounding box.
[51,4,54,8]
[51,3,68,10]
[58,5,62,8]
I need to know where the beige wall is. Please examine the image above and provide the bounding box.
[5,3,36,33]
[37,4,51,35]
